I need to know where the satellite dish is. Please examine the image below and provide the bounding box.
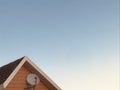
[26,74,40,86]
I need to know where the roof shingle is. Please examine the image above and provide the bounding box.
[0,57,24,84]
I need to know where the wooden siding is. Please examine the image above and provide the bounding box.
[5,66,49,90]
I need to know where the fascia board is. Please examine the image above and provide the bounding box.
[24,56,62,90]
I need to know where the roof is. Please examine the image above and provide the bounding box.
[0,56,61,90]
[0,57,24,84]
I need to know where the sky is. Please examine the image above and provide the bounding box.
[0,0,119,90]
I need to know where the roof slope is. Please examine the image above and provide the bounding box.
[0,57,24,84]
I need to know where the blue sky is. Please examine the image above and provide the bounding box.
[0,0,119,90]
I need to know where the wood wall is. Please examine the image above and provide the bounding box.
[5,66,49,90]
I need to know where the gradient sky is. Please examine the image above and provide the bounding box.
[0,0,119,90]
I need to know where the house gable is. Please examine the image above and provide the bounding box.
[0,56,61,90]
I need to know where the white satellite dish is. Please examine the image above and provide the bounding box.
[26,74,40,86]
